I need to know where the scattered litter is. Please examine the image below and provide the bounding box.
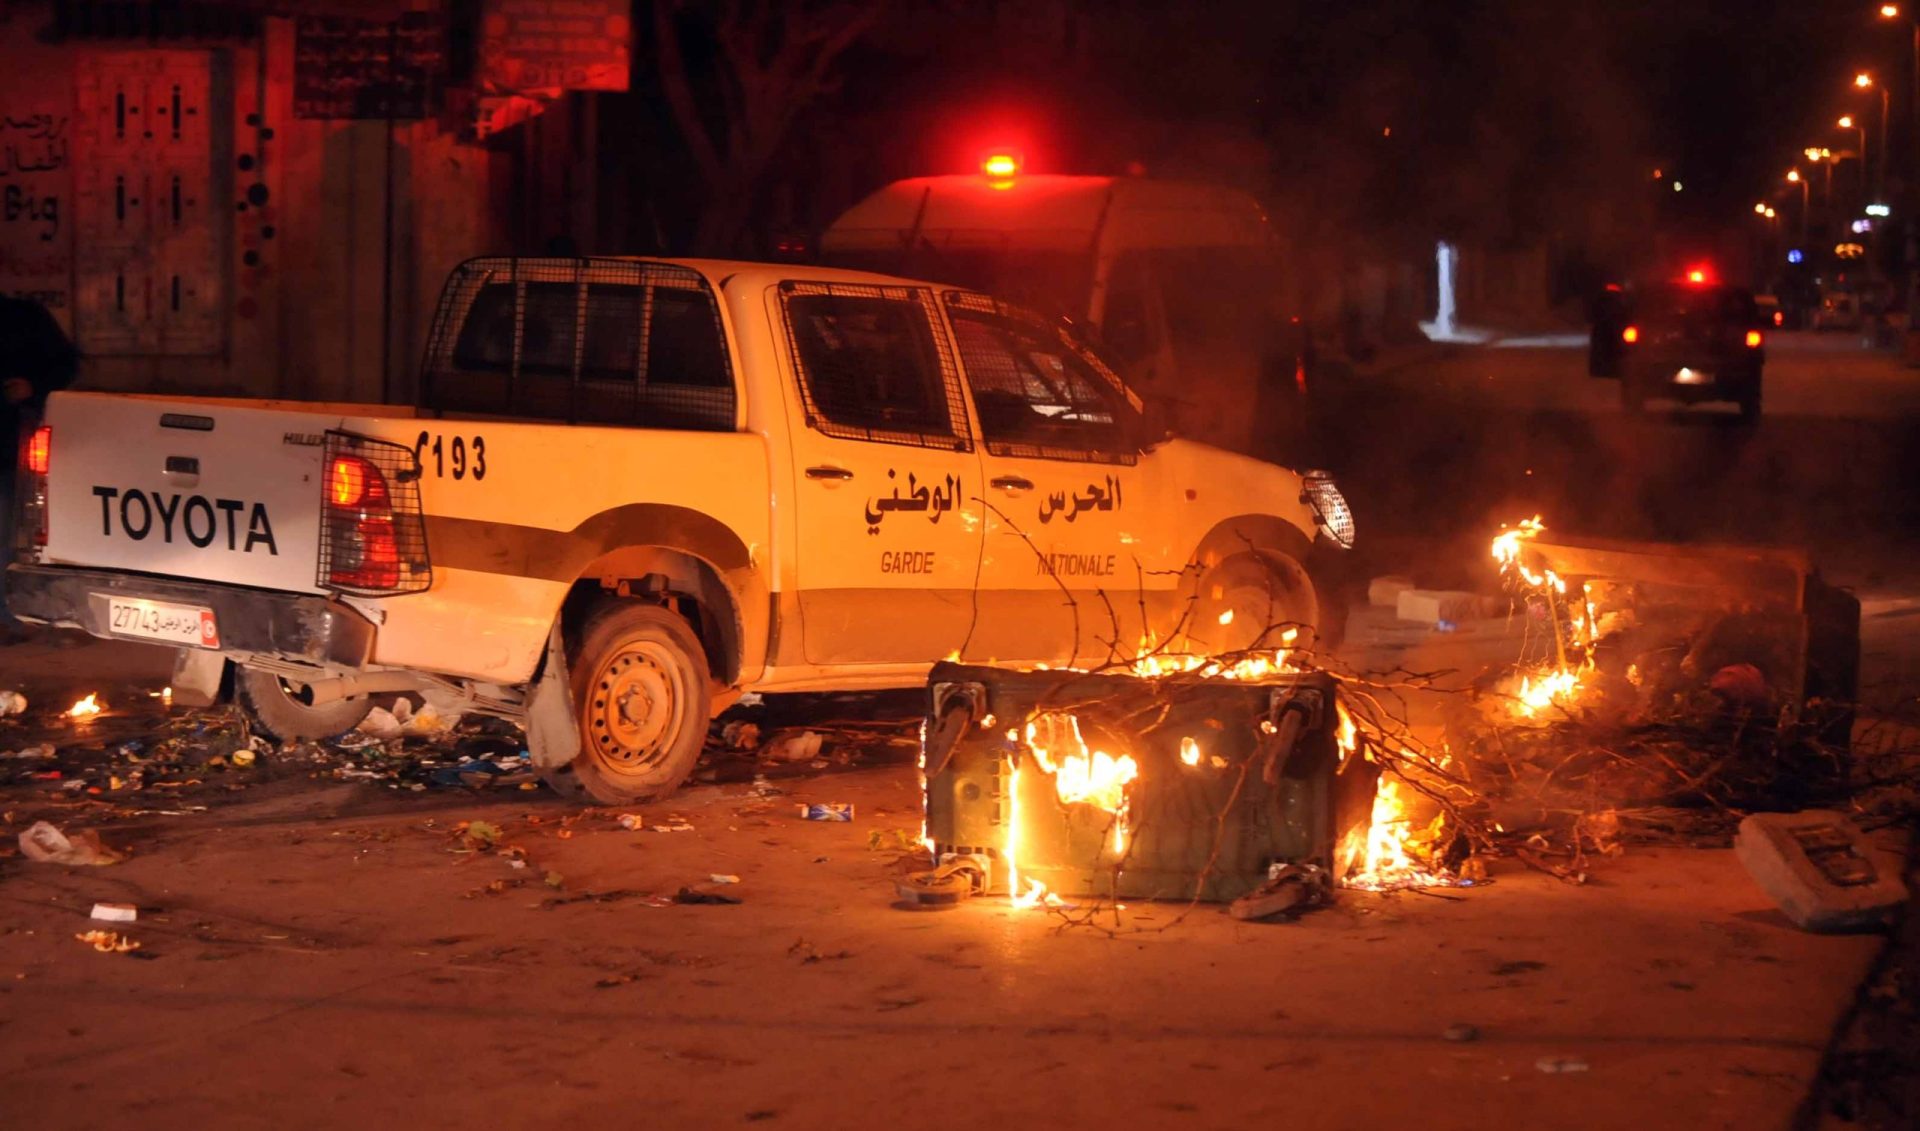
[1442,1023,1480,1043]
[230,747,257,768]
[0,743,55,760]
[617,813,644,830]
[18,821,123,866]
[650,818,694,833]
[674,886,742,905]
[459,820,503,849]
[90,903,138,923]
[0,689,26,715]
[721,720,761,750]
[356,706,404,740]
[1536,1056,1590,1074]
[75,929,141,953]
[765,730,823,763]
[543,871,565,890]
[708,873,741,885]
[787,939,851,963]
[398,700,460,738]
[797,803,854,822]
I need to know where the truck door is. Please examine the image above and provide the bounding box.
[942,292,1174,668]
[775,281,985,665]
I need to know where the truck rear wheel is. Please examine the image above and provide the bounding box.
[235,667,375,742]
[543,603,711,806]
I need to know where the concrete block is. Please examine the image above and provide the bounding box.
[1368,575,1415,608]
[1396,588,1486,624]
[1735,811,1908,932]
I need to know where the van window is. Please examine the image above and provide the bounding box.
[425,258,735,430]
[780,283,969,450]
[945,294,1140,465]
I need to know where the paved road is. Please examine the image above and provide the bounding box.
[1371,331,1920,419]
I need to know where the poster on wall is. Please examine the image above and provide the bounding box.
[0,61,74,332]
[479,0,631,94]
[294,12,445,120]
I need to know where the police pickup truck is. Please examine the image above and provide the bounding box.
[9,257,1353,804]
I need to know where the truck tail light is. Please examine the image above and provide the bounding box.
[15,424,50,554]
[317,432,431,596]
[1745,329,1763,348]
[1621,325,1639,344]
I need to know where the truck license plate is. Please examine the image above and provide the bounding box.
[102,596,220,649]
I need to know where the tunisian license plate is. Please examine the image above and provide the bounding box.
[103,596,220,649]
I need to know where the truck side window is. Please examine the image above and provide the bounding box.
[945,297,1141,465]
[427,259,735,430]
[780,284,968,450]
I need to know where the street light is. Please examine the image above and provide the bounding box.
[1883,4,1900,18]
[1854,71,1892,195]
[1787,169,1810,242]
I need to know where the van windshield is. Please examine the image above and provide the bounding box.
[823,246,1095,321]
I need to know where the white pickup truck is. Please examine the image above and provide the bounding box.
[9,257,1353,803]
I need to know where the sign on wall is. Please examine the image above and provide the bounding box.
[0,55,74,331]
[294,13,445,121]
[479,0,631,93]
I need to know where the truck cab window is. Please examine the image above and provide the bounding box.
[781,286,966,449]
[947,304,1137,463]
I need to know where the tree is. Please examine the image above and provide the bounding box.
[651,0,882,255]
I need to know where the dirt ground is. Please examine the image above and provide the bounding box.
[0,622,1901,1130]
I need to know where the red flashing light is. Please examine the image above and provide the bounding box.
[1686,269,1708,284]
[981,151,1021,179]
[1773,310,1784,327]
[24,425,49,476]
[1622,325,1639,344]
[1746,329,1763,348]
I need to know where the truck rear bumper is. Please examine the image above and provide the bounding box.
[6,564,376,668]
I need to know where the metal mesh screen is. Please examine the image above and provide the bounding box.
[778,281,971,452]
[421,257,736,431]
[943,292,1141,466]
[317,431,432,596]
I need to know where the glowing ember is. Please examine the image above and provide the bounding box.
[67,693,103,719]
[1179,736,1202,765]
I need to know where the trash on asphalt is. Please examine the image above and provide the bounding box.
[74,929,141,953]
[18,820,123,865]
[765,730,824,763]
[708,873,741,884]
[0,743,54,760]
[674,886,742,905]
[617,813,644,830]
[1536,1056,1591,1074]
[356,706,405,740]
[0,689,27,715]
[797,802,854,821]
[90,902,139,923]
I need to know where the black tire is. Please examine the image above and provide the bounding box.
[235,666,375,742]
[1188,552,1322,657]
[1737,380,1762,423]
[540,602,711,806]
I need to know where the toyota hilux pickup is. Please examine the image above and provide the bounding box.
[9,257,1353,804]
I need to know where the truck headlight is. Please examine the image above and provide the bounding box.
[1302,471,1354,549]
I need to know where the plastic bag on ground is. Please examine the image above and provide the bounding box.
[18,821,124,865]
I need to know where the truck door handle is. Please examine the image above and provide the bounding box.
[805,465,855,481]
[991,475,1034,492]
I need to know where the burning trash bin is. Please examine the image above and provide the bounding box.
[920,662,1379,905]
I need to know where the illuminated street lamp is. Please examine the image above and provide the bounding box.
[1787,169,1810,242]
[1853,72,1892,195]
[1883,4,1900,18]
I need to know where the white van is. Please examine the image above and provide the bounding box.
[821,162,1284,454]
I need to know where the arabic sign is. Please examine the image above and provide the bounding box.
[0,60,73,327]
[479,0,631,93]
[1038,475,1124,525]
[865,470,962,535]
[294,13,445,120]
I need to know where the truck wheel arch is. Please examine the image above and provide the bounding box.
[1186,514,1324,644]
[569,544,749,687]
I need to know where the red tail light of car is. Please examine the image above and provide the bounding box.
[317,433,431,596]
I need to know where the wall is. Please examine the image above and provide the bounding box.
[0,4,504,404]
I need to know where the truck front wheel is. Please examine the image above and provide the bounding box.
[545,603,711,805]
[235,667,375,742]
